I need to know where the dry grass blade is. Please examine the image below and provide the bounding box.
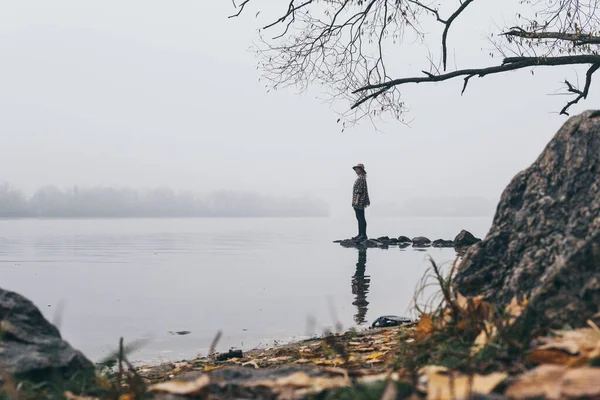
[208,330,223,357]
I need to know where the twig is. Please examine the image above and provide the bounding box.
[228,0,251,19]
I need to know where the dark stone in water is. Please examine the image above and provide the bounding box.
[411,236,431,247]
[453,230,481,248]
[169,330,191,336]
[432,239,454,248]
[397,236,412,243]
[371,315,412,328]
[0,288,94,381]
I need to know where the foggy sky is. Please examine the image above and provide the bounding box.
[0,1,597,217]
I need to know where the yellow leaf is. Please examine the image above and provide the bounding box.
[416,314,434,341]
[149,374,210,395]
[366,352,386,360]
[355,347,376,352]
[203,365,223,372]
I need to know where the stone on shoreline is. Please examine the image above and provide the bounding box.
[455,110,600,330]
[371,315,413,328]
[0,287,94,381]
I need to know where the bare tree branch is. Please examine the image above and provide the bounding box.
[503,29,600,45]
[441,0,476,71]
[231,0,600,124]
[354,55,600,115]
[228,0,251,19]
[560,63,600,115]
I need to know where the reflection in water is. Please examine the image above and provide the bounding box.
[351,248,371,325]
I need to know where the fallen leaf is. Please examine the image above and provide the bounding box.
[471,322,498,355]
[64,392,99,400]
[416,314,434,341]
[241,360,260,369]
[268,356,293,363]
[366,352,386,360]
[294,358,312,364]
[505,296,528,325]
[538,340,582,355]
[314,358,345,366]
[505,365,600,399]
[249,371,350,395]
[149,374,210,395]
[562,367,600,398]
[203,365,223,372]
[527,348,579,366]
[424,367,507,400]
[355,347,376,352]
[529,327,600,366]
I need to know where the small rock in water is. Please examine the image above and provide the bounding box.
[454,229,481,248]
[412,236,431,247]
[432,239,454,248]
[371,315,412,328]
[169,331,192,336]
[397,236,412,243]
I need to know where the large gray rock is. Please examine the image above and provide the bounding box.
[455,110,600,330]
[0,288,94,380]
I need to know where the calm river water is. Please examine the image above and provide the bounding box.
[0,216,491,363]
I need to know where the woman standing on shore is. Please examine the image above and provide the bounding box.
[352,163,370,241]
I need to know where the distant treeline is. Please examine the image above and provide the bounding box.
[0,184,329,218]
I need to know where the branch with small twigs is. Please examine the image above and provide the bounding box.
[561,63,600,115]
[353,55,600,115]
[503,28,600,45]
[229,0,251,19]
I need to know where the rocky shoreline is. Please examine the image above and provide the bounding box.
[334,229,481,250]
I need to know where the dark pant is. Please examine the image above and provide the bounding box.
[354,207,367,237]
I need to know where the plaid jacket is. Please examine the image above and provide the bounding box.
[352,176,370,209]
